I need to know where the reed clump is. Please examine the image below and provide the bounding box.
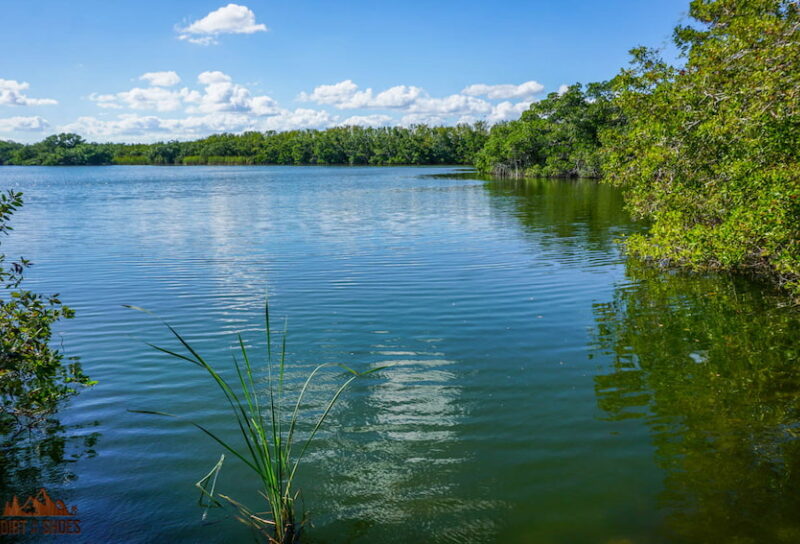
[131,300,383,543]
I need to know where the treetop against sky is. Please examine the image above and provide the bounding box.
[0,1,687,143]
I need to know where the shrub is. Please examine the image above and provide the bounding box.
[0,190,94,435]
[602,0,800,295]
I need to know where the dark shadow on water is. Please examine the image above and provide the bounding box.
[592,261,800,543]
[0,419,100,541]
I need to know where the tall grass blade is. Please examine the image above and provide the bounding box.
[129,298,382,543]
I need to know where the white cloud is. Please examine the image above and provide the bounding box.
[339,114,392,128]
[140,71,181,87]
[486,100,532,123]
[259,108,335,131]
[399,113,448,126]
[0,115,49,132]
[557,84,570,95]
[0,79,58,106]
[197,71,231,85]
[189,71,280,116]
[408,94,493,115]
[299,81,424,110]
[462,81,544,100]
[88,93,123,109]
[88,71,278,116]
[68,73,553,141]
[178,4,267,45]
[60,108,336,142]
[172,113,258,133]
[300,80,490,115]
[63,114,172,137]
[371,85,424,108]
[62,112,257,140]
[455,115,479,125]
[298,80,373,109]
[90,87,194,112]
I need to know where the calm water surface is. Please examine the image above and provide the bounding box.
[1,166,799,544]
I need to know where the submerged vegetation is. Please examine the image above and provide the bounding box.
[133,302,384,543]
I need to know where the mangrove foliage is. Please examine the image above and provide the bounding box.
[602,0,800,295]
[0,190,94,436]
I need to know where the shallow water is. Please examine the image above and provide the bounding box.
[1,166,798,544]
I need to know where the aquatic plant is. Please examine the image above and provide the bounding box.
[131,300,384,543]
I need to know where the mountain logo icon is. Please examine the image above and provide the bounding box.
[2,489,78,517]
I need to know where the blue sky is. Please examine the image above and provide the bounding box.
[0,1,689,142]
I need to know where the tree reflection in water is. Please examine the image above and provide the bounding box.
[593,262,800,544]
[0,420,100,504]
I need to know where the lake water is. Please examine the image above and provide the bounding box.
[1,166,799,544]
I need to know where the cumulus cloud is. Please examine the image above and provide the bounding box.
[71,73,551,141]
[300,80,491,115]
[462,81,544,100]
[61,108,336,141]
[197,71,231,85]
[399,113,448,126]
[188,71,279,115]
[88,71,278,116]
[90,87,194,112]
[0,79,58,106]
[296,78,557,127]
[140,71,181,87]
[339,114,393,128]
[63,114,173,137]
[0,115,49,132]
[298,80,373,109]
[62,113,259,140]
[259,108,335,131]
[299,81,428,110]
[371,85,424,108]
[178,4,267,45]
[486,100,532,123]
[557,84,570,95]
[408,94,493,115]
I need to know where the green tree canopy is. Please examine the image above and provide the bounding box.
[602,0,800,295]
[476,82,618,178]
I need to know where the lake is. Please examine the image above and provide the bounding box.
[1,166,799,544]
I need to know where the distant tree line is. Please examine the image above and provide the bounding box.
[0,133,113,167]
[0,124,489,167]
